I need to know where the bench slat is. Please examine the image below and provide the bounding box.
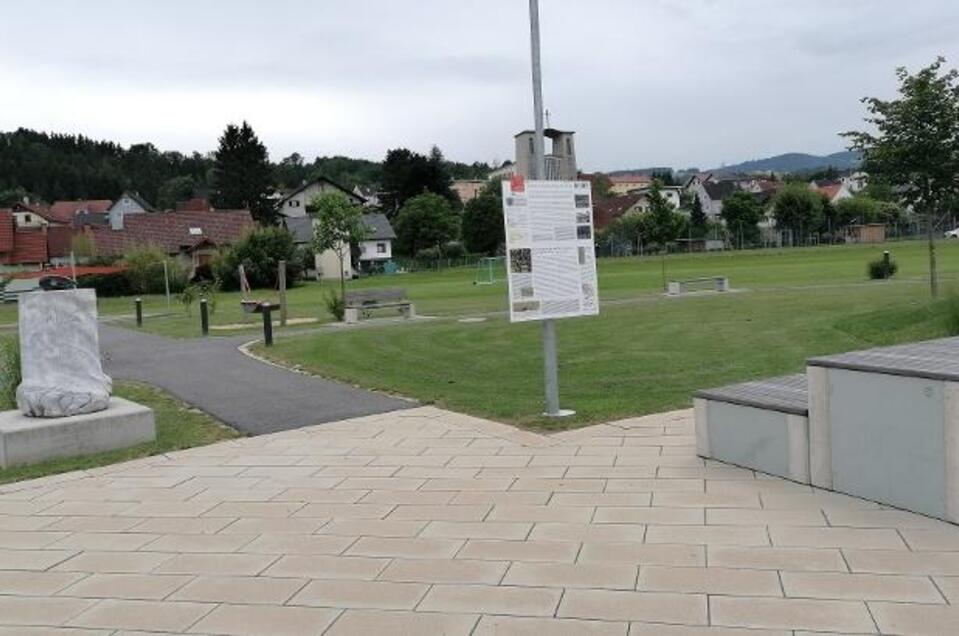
[695,373,807,416]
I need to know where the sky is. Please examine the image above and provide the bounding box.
[3,0,959,172]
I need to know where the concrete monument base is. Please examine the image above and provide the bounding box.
[0,398,155,468]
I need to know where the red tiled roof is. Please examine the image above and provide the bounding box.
[88,209,255,257]
[47,226,78,258]
[46,200,113,224]
[0,210,14,252]
[593,194,644,230]
[608,174,652,185]
[176,197,213,212]
[8,265,126,280]
[9,229,48,264]
[817,184,842,201]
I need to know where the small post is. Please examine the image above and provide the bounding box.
[135,297,142,327]
[883,250,892,280]
[200,298,209,336]
[261,303,274,347]
[163,259,171,309]
[278,259,288,327]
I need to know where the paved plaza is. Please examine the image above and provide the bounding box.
[2,406,959,634]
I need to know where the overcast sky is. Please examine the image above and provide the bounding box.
[3,1,959,171]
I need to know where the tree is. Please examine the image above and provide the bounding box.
[379,147,456,215]
[844,57,959,297]
[393,192,458,256]
[721,191,764,247]
[690,194,707,234]
[211,121,275,225]
[650,170,676,186]
[212,226,301,291]
[644,180,683,248]
[310,191,369,305]
[834,196,879,226]
[772,183,823,240]
[156,175,196,210]
[590,173,612,200]
[606,213,648,255]
[461,182,504,255]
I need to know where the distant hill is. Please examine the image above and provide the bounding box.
[711,151,861,175]
[606,167,673,177]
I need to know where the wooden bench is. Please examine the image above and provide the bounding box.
[694,374,810,483]
[667,276,729,295]
[343,288,415,324]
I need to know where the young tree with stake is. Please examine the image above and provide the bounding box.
[844,57,959,298]
[310,192,369,312]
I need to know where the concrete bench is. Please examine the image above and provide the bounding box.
[668,276,729,295]
[694,374,809,483]
[344,288,415,324]
[807,337,959,523]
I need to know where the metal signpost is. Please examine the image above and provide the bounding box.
[502,0,599,417]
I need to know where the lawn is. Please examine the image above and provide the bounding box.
[0,383,240,485]
[254,240,959,429]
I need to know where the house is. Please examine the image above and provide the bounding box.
[358,213,396,271]
[488,162,515,180]
[46,200,113,226]
[810,180,854,204]
[846,223,886,244]
[608,174,652,195]
[627,185,683,210]
[276,177,365,218]
[593,194,645,230]
[0,210,48,268]
[284,212,396,280]
[9,201,50,229]
[685,175,737,219]
[87,209,254,273]
[176,197,214,212]
[451,179,486,203]
[353,186,381,208]
[107,191,156,230]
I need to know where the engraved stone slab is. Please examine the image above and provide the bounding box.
[16,289,112,417]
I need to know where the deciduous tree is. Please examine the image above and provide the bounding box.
[844,57,959,297]
[461,182,504,255]
[394,192,458,257]
[311,191,369,305]
[721,191,764,247]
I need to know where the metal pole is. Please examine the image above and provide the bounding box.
[135,297,142,327]
[529,0,563,417]
[278,260,288,327]
[261,304,274,347]
[200,298,209,336]
[163,259,171,309]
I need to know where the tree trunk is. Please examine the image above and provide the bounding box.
[928,211,939,298]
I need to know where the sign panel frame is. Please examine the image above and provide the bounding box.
[501,177,600,323]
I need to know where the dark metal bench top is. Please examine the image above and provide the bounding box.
[807,336,959,382]
[694,373,808,416]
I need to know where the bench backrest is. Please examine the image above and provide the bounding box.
[345,288,407,305]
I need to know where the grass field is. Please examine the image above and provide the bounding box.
[0,383,240,485]
[254,241,959,429]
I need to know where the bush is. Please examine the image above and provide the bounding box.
[324,290,344,321]
[121,245,188,295]
[442,241,467,259]
[212,227,301,291]
[179,279,221,316]
[867,254,898,280]
[77,272,134,297]
[415,246,442,261]
[0,337,20,411]
[945,293,959,336]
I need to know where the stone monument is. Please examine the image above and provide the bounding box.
[16,289,112,417]
[0,288,155,468]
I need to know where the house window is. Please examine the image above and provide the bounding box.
[528,137,534,155]
[376,243,386,254]
[24,214,31,223]
[289,200,301,207]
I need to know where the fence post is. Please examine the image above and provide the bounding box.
[200,298,209,336]
[135,297,142,327]
[261,303,274,347]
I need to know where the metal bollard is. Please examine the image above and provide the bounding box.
[135,297,142,327]
[883,250,892,279]
[200,298,209,336]
[261,303,274,347]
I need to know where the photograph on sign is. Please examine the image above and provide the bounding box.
[501,178,600,323]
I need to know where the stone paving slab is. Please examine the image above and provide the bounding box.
[2,405,959,634]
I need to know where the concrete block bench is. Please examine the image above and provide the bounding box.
[807,337,959,523]
[694,374,809,483]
